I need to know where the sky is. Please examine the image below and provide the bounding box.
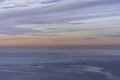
[0,0,120,47]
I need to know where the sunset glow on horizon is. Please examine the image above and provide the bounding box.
[0,0,120,47]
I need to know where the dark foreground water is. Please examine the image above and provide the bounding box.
[0,47,120,80]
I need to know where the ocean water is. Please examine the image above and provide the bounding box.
[0,47,120,80]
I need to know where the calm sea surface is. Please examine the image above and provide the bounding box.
[0,47,120,80]
[0,47,120,64]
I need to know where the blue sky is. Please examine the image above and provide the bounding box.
[0,0,120,46]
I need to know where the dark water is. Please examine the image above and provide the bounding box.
[0,47,120,80]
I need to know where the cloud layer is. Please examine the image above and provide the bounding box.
[0,0,120,46]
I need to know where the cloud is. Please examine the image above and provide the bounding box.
[83,37,96,40]
[0,0,4,1]
[0,0,120,35]
[0,0,5,2]
[1,0,120,22]
[0,20,38,35]
[104,34,120,38]
[27,34,58,37]
[1,4,29,9]
[41,0,63,4]
[44,27,80,33]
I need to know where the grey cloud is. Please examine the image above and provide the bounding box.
[1,0,120,21]
[41,0,63,4]
[44,27,80,33]
[42,26,117,33]
[0,27,37,35]
[83,37,96,40]
[2,6,16,9]
[0,21,38,35]
[27,34,58,37]
[1,4,28,9]
[0,0,5,2]
[104,34,120,38]
[50,37,96,41]
[39,0,120,13]
[0,0,120,35]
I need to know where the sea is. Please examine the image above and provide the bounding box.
[0,47,120,80]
